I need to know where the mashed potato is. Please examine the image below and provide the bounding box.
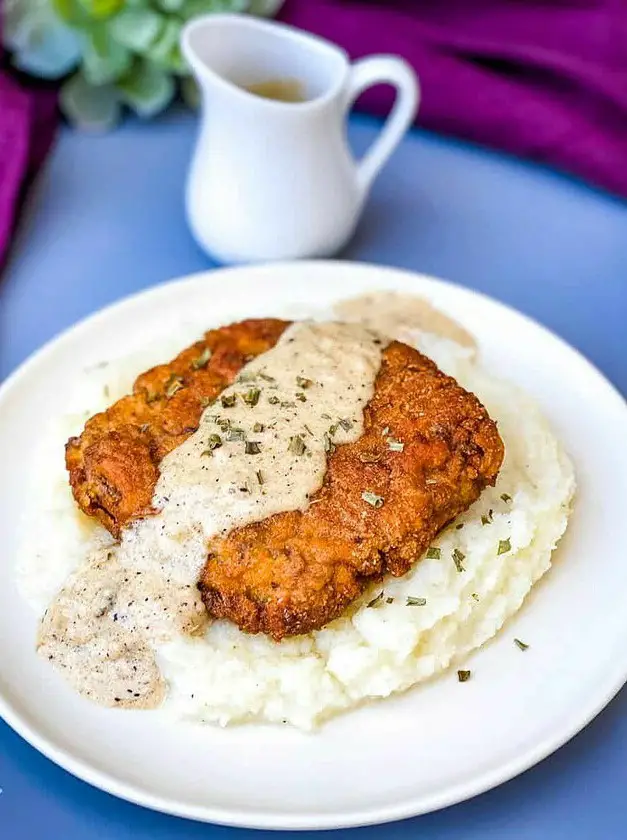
[17,323,575,729]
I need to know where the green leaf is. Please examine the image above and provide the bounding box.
[52,0,93,26]
[82,28,133,85]
[143,17,180,60]
[248,0,285,16]
[76,0,125,20]
[167,44,187,75]
[109,8,164,52]
[155,0,186,10]
[117,60,175,117]
[143,18,186,73]
[181,75,200,109]
[180,0,249,21]
[60,72,122,131]
[5,2,81,79]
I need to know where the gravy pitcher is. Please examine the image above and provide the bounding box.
[181,14,420,264]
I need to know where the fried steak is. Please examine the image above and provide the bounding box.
[66,319,504,640]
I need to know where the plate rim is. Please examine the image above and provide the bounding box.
[1,259,626,830]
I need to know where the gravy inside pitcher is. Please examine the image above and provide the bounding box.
[242,78,307,103]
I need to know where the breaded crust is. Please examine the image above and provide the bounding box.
[66,319,289,536]
[67,319,504,640]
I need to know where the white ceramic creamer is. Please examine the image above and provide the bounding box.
[181,14,420,264]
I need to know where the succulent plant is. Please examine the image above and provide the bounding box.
[2,0,284,130]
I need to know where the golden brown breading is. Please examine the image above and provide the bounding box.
[67,319,504,640]
[200,339,503,639]
[66,319,289,536]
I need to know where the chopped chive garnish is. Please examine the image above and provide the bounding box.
[199,396,213,408]
[245,441,261,455]
[339,418,353,431]
[296,376,313,389]
[367,591,384,608]
[324,433,336,454]
[501,493,512,503]
[362,491,384,508]
[242,387,261,406]
[387,438,404,452]
[498,538,511,555]
[295,393,307,402]
[191,347,211,370]
[456,523,464,530]
[452,548,465,572]
[321,413,332,420]
[253,422,265,433]
[236,371,257,383]
[164,374,185,399]
[514,638,529,651]
[359,450,382,464]
[406,596,427,606]
[386,597,394,604]
[471,593,480,601]
[227,427,246,442]
[256,470,264,485]
[481,510,493,526]
[258,372,275,383]
[288,435,306,456]
[268,395,280,405]
[206,433,222,451]
[457,670,471,682]
[221,394,236,408]
[425,547,441,560]
[328,423,338,436]
[303,424,314,436]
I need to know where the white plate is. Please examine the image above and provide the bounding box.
[1,261,626,830]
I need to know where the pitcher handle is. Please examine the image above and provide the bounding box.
[346,56,420,194]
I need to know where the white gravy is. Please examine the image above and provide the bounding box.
[38,322,384,707]
[335,292,477,353]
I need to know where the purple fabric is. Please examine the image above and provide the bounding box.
[281,0,627,197]
[0,39,57,267]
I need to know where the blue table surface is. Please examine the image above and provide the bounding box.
[1,110,626,839]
